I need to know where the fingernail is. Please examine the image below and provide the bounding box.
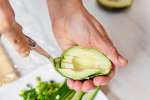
[93,77,109,86]
[118,56,128,67]
[82,80,95,92]
[21,51,29,57]
[74,81,82,92]
[25,51,30,56]
[67,79,74,89]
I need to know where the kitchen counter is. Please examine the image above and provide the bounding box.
[1,0,150,100]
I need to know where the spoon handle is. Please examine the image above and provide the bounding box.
[25,35,54,62]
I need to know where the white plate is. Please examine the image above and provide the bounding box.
[0,64,108,100]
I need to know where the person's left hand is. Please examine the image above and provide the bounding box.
[48,0,128,92]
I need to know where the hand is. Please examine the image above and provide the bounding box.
[0,0,30,56]
[48,0,128,91]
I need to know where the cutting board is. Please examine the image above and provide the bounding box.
[0,43,19,86]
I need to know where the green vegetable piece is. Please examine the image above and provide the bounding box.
[20,77,62,100]
[19,76,98,100]
[71,91,85,100]
[66,91,76,100]
[54,46,112,80]
[19,90,25,96]
[50,81,71,100]
[60,90,75,100]
[81,87,100,100]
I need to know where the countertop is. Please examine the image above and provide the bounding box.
[1,0,150,100]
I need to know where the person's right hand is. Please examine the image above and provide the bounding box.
[0,0,30,56]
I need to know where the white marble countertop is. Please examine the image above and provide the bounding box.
[1,0,150,100]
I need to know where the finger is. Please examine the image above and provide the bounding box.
[93,34,128,67]
[73,80,82,92]
[108,64,115,78]
[93,67,115,86]
[67,79,75,89]
[87,14,128,67]
[93,76,110,86]
[81,80,95,92]
[118,54,128,67]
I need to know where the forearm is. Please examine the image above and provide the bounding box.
[0,0,30,56]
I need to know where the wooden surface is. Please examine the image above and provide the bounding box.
[0,43,19,86]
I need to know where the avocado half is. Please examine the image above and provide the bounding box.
[53,46,112,80]
[97,0,133,9]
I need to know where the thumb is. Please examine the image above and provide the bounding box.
[75,34,128,67]
[93,38,128,67]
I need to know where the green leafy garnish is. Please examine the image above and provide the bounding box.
[19,77,100,100]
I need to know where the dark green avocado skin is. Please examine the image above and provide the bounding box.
[53,57,74,79]
[53,57,111,80]
[96,0,132,12]
[52,46,112,80]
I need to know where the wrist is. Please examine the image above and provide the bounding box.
[48,0,81,4]
[47,0,83,21]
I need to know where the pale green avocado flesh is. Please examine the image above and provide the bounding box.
[54,46,112,80]
[98,0,133,9]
